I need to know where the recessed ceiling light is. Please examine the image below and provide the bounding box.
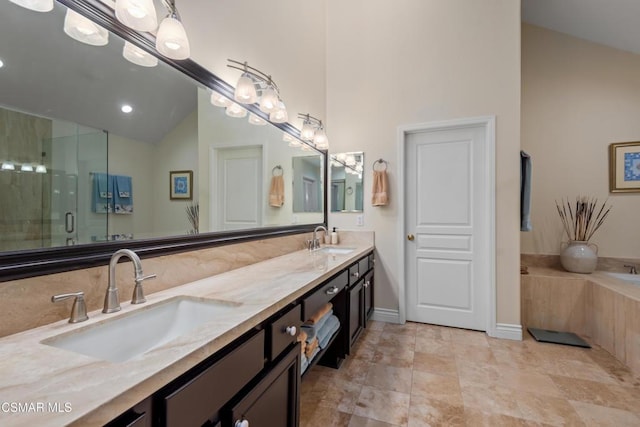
[121,104,133,113]
[0,59,4,68]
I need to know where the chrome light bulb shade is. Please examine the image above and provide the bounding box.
[225,102,247,118]
[155,14,190,60]
[8,0,53,12]
[210,91,232,108]
[64,9,109,46]
[259,85,279,113]
[123,41,158,67]
[115,0,158,32]
[248,113,267,126]
[269,100,288,123]
[234,73,258,104]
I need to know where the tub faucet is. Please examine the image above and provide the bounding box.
[103,249,156,313]
[310,226,328,251]
[624,264,638,274]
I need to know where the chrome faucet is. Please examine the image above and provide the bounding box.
[103,249,156,313]
[309,226,328,251]
[624,264,638,274]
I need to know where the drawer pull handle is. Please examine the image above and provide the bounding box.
[364,281,370,288]
[325,286,339,295]
[285,326,297,336]
[352,271,360,278]
[235,419,249,427]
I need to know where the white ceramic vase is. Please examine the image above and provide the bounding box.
[560,240,598,273]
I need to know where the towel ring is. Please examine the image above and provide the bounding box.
[372,158,388,172]
[272,165,283,176]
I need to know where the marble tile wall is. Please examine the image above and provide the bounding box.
[521,267,640,376]
[522,253,640,272]
[0,233,311,338]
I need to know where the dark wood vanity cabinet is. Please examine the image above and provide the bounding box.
[346,252,375,354]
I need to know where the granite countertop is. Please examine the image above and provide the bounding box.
[524,266,640,302]
[0,240,374,427]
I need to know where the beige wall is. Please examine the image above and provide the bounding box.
[521,24,640,258]
[326,0,522,325]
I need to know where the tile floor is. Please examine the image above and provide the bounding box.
[300,321,640,426]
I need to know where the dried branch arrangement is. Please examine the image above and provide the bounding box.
[185,201,199,234]
[555,196,612,242]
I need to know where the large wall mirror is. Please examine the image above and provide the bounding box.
[330,152,364,212]
[0,0,326,280]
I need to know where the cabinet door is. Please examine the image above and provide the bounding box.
[364,271,374,325]
[348,281,364,351]
[226,344,300,427]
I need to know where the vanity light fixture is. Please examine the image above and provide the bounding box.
[63,9,109,46]
[248,113,267,126]
[227,59,288,121]
[121,104,133,113]
[21,164,34,172]
[210,91,232,108]
[155,0,190,60]
[297,113,329,150]
[115,0,158,32]
[1,162,16,171]
[283,133,302,148]
[8,0,53,13]
[225,102,247,118]
[123,41,158,67]
[35,165,47,173]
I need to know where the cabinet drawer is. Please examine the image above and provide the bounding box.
[303,270,348,319]
[164,330,265,427]
[358,256,369,275]
[348,263,360,285]
[268,304,301,361]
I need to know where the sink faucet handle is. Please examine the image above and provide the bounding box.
[51,292,89,323]
[132,273,156,304]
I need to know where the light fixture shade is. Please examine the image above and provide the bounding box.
[345,155,356,166]
[269,101,288,123]
[300,122,315,141]
[301,144,313,152]
[1,162,15,171]
[313,127,328,149]
[248,113,267,126]
[35,165,47,173]
[225,103,247,118]
[123,41,158,67]
[8,0,53,12]
[259,86,279,113]
[234,73,258,104]
[115,0,157,32]
[64,9,109,46]
[282,133,294,143]
[155,16,190,60]
[210,91,232,107]
[21,164,34,172]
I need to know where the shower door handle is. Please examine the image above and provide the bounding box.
[65,212,75,233]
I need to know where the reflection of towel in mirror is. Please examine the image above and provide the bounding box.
[114,175,133,214]
[269,175,285,207]
[371,170,389,206]
[91,173,112,214]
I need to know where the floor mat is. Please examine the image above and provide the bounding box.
[527,327,591,348]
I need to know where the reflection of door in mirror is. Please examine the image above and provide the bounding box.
[331,180,346,212]
[214,146,263,231]
[292,156,322,214]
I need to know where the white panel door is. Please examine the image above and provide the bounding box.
[216,147,262,230]
[405,124,488,330]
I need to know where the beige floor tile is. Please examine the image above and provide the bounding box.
[411,370,463,405]
[449,328,490,347]
[570,400,640,427]
[538,358,618,384]
[371,351,415,368]
[511,390,584,426]
[367,321,386,331]
[456,362,501,387]
[365,363,413,394]
[378,331,416,349]
[408,397,465,427]
[413,351,458,376]
[313,377,363,413]
[385,322,418,335]
[360,329,383,345]
[351,339,378,361]
[353,385,411,426]
[300,405,352,427]
[453,342,497,365]
[460,383,523,419]
[349,414,400,427]
[372,342,415,366]
[463,408,550,426]
[496,366,563,397]
[414,323,452,341]
[414,335,453,355]
[550,375,640,412]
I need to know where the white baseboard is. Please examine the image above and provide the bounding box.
[370,308,401,324]
[491,323,523,341]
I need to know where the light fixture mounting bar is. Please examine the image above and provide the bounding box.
[297,113,323,126]
[227,59,280,92]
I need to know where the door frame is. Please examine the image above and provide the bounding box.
[397,116,497,336]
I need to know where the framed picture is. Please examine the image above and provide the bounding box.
[609,142,640,193]
[170,170,193,200]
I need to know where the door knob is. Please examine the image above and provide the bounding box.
[407,234,415,241]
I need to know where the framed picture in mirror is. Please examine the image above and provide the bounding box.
[170,170,193,200]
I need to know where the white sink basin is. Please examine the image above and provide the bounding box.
[43,296,241,363]
[320,247,356,255]
[605,272,640,286]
